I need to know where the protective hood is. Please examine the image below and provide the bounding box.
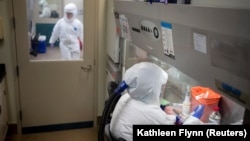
[123,62,168,105]
[39,0,48,7]
[64,3,77,22]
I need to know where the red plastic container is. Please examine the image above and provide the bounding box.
[191,86,221,123]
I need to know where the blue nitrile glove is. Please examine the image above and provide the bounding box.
[175,116,183,125]
[192,105,205,119]
[114,80,129,95]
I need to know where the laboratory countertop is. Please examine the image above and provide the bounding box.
[0,64,6,83]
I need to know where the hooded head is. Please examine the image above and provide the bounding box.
[123,62,168,105]
[64,3,77,22]
[39,0,48,8]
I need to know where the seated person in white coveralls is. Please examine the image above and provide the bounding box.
[110,62,204,141]
[49,3,83,60]
[39,0,51,18]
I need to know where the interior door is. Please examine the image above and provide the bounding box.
[13,0,96,133]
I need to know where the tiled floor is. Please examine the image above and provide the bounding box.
[30,46,84,61]
[5,127,98,141]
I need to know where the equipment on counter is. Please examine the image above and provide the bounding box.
[30,34,39,57]
[208,106,221,125]
[182,86,191,116]
[30,34,47,57]
[177,104,205,125]
[191,86,221,123]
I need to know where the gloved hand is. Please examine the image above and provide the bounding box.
[175,116,183,125]
[192,105,205,119]
[50,43,54,47]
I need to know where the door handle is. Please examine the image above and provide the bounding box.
[81,65,92,71]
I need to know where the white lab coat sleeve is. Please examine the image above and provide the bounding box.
[110,93,130,129]
[150,108,177,125]
[110,98,177,141]
[110,93,131,140]
[49,20,61,44]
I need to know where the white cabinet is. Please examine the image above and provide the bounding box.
[106,0,120,63]
[0,77,8,141]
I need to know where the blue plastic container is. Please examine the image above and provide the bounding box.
[38,41,47,53]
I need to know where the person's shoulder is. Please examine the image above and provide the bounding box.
[74,19,83,25]
[54,18,62,23]
[121,92,130,99]
[55,18,64,24]
[58,18,64,22]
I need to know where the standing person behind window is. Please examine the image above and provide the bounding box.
[39,0,51,18]
[49,3,83,60]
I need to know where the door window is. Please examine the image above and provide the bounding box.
[27,0,84,61]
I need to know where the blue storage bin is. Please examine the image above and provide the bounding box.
[38,40,47,53]
[37,35,47,53]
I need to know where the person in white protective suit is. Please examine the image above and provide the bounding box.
[49,3,83,60]
[110,62,204,141]
[39,0,51,18]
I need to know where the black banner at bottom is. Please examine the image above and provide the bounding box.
[133,125,250,140]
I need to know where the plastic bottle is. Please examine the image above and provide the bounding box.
[182,86,191,116]
[208,106,221,125]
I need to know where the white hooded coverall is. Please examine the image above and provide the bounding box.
[110,62,177,141]
[110,62,203,141]
[39,0,51,18]
[49,3,83,60]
